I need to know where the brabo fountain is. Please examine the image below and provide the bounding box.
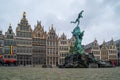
[71,10,84,54]
[59,10,113,68]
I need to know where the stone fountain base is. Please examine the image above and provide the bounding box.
[59,53,112,68]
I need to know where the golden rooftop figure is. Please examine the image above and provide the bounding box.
[23,11,26,17]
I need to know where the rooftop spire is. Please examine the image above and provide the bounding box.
[9,23,12,28]
[61,33,66,40]
[51,24,54,30]
[94,38,97,42]
[9,23,11,26]
[110,37,114,45]
[51,24,53,27]
[37,20,41,26]
[111,37,114,41]
[102,40,106,46]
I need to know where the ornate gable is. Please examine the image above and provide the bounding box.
[32,21,46,39]
[92,39,100,50]
[16,12,32,32]
[101,41,108,50]
[69,36,75,42]
[108,38,116,49]
[59,33,67,40]
[47,24,58,40]
[5,24,15,39]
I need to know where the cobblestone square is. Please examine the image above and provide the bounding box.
[0,67,120,80]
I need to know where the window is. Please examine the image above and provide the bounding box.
[8,55,10,58]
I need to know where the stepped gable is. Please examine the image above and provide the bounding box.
[59,33,67,40]
[16,12,32,32]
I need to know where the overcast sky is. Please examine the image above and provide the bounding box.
[0,0,120,45]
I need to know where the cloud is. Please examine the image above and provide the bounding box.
[0,0,120,45]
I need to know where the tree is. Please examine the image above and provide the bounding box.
[69,46,75,53]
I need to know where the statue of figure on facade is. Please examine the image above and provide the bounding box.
[71,10,84,54]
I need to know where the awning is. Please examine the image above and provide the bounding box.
[3,58,17,63]
[0,55,2,59]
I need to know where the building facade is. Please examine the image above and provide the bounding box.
[32,21,47,65]
[58,33,69,65]
[0,30,4,55]
[4,24,17,59]
[115,40,120,65]
[16,12,32,65]
[108,39,118,62]
[84,39,118,62]
[91,39,101,60]
[68,36,75,47]
[46,25,59,67]
[101,41,109,61]
[84,39,101,60]
[0,12,119,66]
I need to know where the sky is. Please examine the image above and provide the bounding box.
[0,0,120,45]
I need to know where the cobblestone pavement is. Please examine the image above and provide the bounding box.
[0,67,120,80]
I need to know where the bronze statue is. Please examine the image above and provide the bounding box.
[71,10,84,26]
[70,10,84,54]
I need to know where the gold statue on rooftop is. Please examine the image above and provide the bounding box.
[23,11,26,18]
